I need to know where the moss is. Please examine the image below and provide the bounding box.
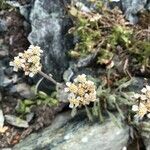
[108,25,132,48]
[129,41,150,67]
[16,90,59,115]
[0,0,11,10]
[68,4,150,70]
[97,48,114,65]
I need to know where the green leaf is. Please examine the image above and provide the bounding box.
[92,101,98,116]
[16,101,26,114]
[25,107,31,113]
[38,91,48,99]
[24,100,34,106]
[107,111,122,128]
[115,103,125,119]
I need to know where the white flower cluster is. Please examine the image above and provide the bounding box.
[65,74,97,108]
[132,85,150,119]
[10,45,43,77]
[89,13,101,22]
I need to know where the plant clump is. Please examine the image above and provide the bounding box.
[16,90,59,115]
[0,0,11,10]
[68,5,130,59]
[68,3,150,72]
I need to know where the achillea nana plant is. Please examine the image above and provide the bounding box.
[65,74,97,121]
[10,46,97,121]
[10,45,58,85]
[65,74,97,108]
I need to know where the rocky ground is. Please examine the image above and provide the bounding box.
[0,0,150,149]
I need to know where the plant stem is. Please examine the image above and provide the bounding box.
[98,100,104,123]
[85,105,93,122]
[71,107,77,117]
[38,70,59,85]
[35,77,44,95]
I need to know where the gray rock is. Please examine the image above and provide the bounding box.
[26,113,34,123]
[121,0,148,24]
[0,67,18,88]
[13,112,129,150]
[28,0,73,82]
[72,0,101,12]
[5,115,29,128]
[72,0,150,24]
[0,109,4,128]
[125,77,148,92]
[2,76,13,87]
[0,68,5,88]
[0,19,7,32]
[63,68,74,82]
[0,49,8,58]
[11,83,35,99]
[6,1,32,20]
[147,1,150,10]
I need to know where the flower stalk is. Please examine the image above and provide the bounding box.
[38,70,59,85]
[98,100,104,123]
[85,105,93,122]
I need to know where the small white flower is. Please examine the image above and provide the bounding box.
[9,61,14,66]
[29,73,34,77]
[90,13,101,22]
[64,88,69,92]
[18,53,23,57]
[87,80,94,85]
[147,113,150,118]
[73,78,77,83]
[13,67,18,72]
[76,74,86,83]
[107,61,114,69]
[68,93,75,99]
[137,103,147,118]
[146,85,150,91]
[134,93,140,99]
[141,88,147,93]
[69,103,74,108]
[140,94,147,100]
[132,105,139,112]
[84,93,89,98]
[122,146,127,150]
[25,71,29,75]
[66,82,71,87]
[28,45,34,49]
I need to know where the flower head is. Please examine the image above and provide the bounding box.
[89,13,101,22]
[132,85,150,119]
[65,74,97,108]
[10,45,43,77]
